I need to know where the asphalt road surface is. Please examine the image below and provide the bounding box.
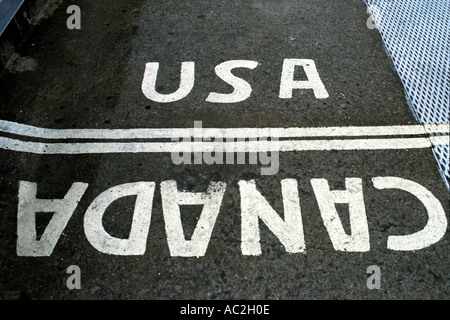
[0,0,448,303]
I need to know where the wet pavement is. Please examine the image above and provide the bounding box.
[0,0,448,304]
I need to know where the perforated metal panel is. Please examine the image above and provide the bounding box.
[364,0,449,189]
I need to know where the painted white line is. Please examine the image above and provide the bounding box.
[0,136,447,154]
[0,120,449,140]
[0,120,447,154]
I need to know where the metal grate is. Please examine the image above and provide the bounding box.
[364,0,449,189]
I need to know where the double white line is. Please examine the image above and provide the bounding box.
[0,120,448,154]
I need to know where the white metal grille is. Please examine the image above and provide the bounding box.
[364,0,449,189]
